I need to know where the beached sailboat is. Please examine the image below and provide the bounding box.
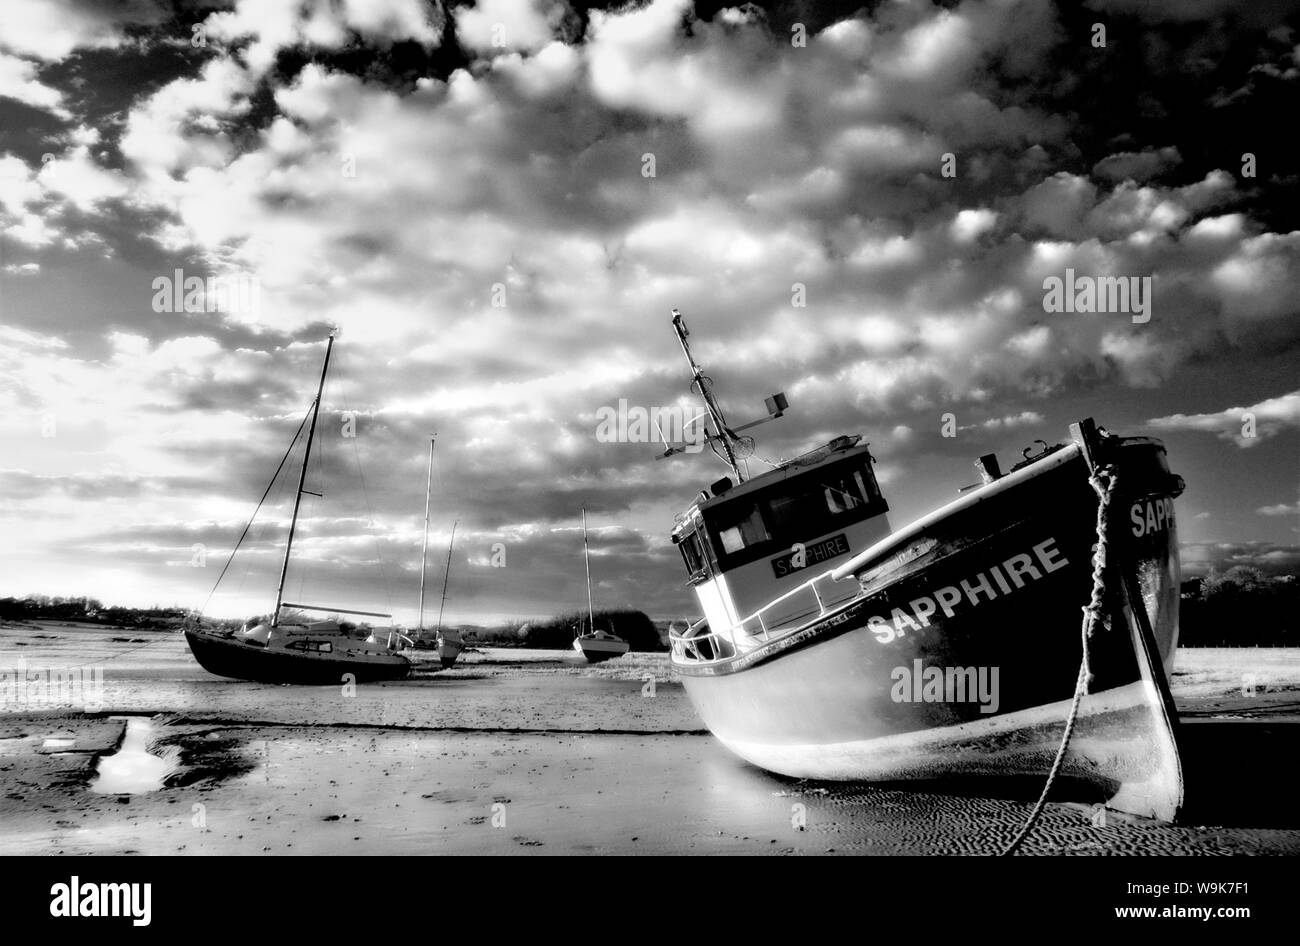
[573,507,630,663]
[413,437,464,669]
[663,309,1186,822]
[432,519,465,669]
[185,335,411,685]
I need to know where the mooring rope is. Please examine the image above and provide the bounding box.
[1000,465,1117,856]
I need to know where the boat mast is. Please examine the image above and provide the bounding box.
[582,507,595,637]
[417,436,435,632]
[272,334,334,627]
[435,520,457,636]
[670,309,743,481]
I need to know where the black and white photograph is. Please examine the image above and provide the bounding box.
[1,0,1298,886]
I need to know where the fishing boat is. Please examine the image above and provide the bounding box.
[662,309,1186,821]
[413,437,465,669]
[185,335,411,685]
[573,507,630,663]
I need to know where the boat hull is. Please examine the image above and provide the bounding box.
[437,634,465,669]
[184,630,410,684]
[674,438,1184,820]
[574,636,631,663]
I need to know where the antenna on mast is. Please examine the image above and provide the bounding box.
[662,309,789,483]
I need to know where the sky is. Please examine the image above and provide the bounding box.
[0,0,1297,625]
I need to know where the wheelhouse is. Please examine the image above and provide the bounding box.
[672,437,892,637]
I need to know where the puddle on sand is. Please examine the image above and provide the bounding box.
[91,717,180,794]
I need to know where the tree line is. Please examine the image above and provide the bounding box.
[4,567,1296,648]
[1178,567,1300,647]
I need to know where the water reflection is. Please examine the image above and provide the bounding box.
[91,717,180,794]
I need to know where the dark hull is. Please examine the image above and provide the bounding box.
[184,630,410,684]
[675,438,1185,819]
[579,649,626,664]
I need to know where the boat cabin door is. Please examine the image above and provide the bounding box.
[676,512,742,632]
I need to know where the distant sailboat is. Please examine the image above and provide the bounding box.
[573,507,630,663]
[434,521,464,669]
[185,334,411,684]
[415,437,464,669]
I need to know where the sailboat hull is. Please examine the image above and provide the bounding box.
[437,634,465,669]
[185,630,410,685]
[573,636,631,663]
[674,438,1185,820]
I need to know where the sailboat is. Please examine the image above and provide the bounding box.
[572,507,630,663]
[413,438,464,669]
[184,335,411,685]
[662,309,1185,822]
[433,521,464,669]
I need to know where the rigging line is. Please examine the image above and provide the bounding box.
[199,407,312,617]
[231,412,307,613]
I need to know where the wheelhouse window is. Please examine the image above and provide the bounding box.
[703,457,885,570]
[714,502,770,554]
[677,529,709,582]
[764,468,877,537]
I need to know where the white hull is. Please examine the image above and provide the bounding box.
[437,632,464,669]
[573,635,630,662]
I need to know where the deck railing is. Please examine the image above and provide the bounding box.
[670,566,858,664]
[668,617,732,662]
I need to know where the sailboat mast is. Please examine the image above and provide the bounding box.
[272,333,334,626]
[417,436,435,631]
[582,507,595,636]
[435,520,457,636]
[670,309,742,481]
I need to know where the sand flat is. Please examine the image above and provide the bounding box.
[2,624,1299,855]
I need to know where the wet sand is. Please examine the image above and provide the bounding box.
[2,622,1299,855]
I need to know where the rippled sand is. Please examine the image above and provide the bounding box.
[2,622,1298,854]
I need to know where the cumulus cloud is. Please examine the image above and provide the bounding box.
[1092,147,1181,184]
[0,0,166,61]
[962,411,1044,432]
[2,0,1299,612]
[1258,501,1300,516]
[0,52,71,117]
[1148,391,1300,447]
[1181,541,1300,578]
[455,0,568,54]
[205,0,443,74]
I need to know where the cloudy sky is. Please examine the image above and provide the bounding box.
[1,0,1297,625]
